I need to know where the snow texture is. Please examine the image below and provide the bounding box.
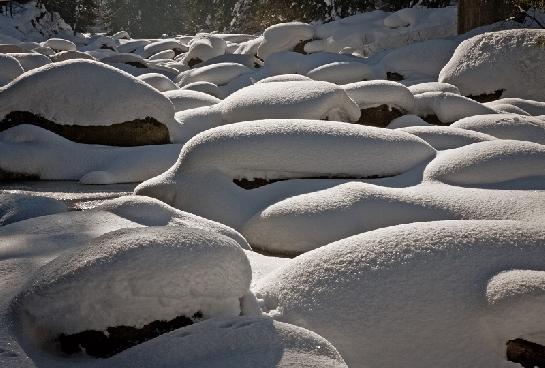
[343,80,414,111]
[14,227,252,337]
[0,60,176,130]
[137,73,178,92]
[0,54,24,86]
[258,22,314,60]
[255,220,545,367]
[439,29,545,100]
[163,89,220,112]
[0,193,67,226]
[398,125,496,150]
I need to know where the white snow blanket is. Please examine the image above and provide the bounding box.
[255,220,545,367]
[439,29,545,100]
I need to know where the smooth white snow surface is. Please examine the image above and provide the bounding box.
[137,72,178,92]
[14,227,252,337]
[451,114,545,144]
[0,193,67,226]
[0,54,24,86]
[343,80,414,111]
[258,22,314,60]
[255,220,545,367]
[163,89,220,112]
[439,29,545,100]
[398,126,496,150]
[0,60,176,129]
[412,92,497,123]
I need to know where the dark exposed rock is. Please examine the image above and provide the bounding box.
[386,72,404,81]
[467,89,504,103]
[188,57,203,68]
[0,168,39,181]
[357,105,405,128]
[126,61,148,69]
[234,174,388,190]
[58,312,203,358]
[507,338,545,368]
[293,39,312,55]
[0,111,170,146]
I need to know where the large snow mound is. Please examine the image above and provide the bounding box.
[0,125,180,184]
[14,227,252,338]
[255,220,545,367]
[423,140,545,187]
[451,114,545,144]
[258,22,314,60]
[0,60,175,128]
[97,316,347,368]
[439,29,545,100]
[219,81,361,124]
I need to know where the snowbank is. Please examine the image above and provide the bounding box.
[163,89,220,112]
[451,114,545,144]
[439,29,545,100]
[0,125,180,184]
[423,140,545,187]
[137,73,178,92]
[14,227,252,346]
[0,193,67,226]
[255,220,545,367]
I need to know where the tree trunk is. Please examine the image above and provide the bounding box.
[458,0,516,34]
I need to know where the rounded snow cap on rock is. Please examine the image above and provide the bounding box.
[343,80,415,111]
[255,220,545,367]
[171,119,435,179]
[137,72,178,92]
[163,89,220,112]
[0,54,24,86]
[439,29,545,101]
[14,226,252,338]
[42,38,76,52]
[398,126,495,150]
[258,22,315,60]
[219,81,361,123]
[423,140,545,187]
[0,60,175,128]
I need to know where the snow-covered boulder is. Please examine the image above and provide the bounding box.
[219,81,361,124]
[196,53,261,69]
[14,227,252,357]
[0,54,23,86]
[5,52,50,71]
[258,22,315,60]
[343,81,414,126]
[408,81,460,95]
[439,29,545,101]
[117,39,150,54]
[50,50,96,62]
[101,316,348,368]
[112,31,130,40]
[100,53,146,68]
[181,80,225,98]
[398,126,496,150]
[423,140,545,187]
[142,39,185,59]
[0,193,67,226]
[135,120,435,227]
[163,89,220,112]
[42,38,76,52]
[307,62,376,84]
[255,220,545,367]
[183,34,227,67]
[176,62,252,87]
[0,125,180,184]
[137,72,178,92]
[451,114,545,144]
[0,60,176,146]
[413,92,497,123]
[149,49,175,60]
